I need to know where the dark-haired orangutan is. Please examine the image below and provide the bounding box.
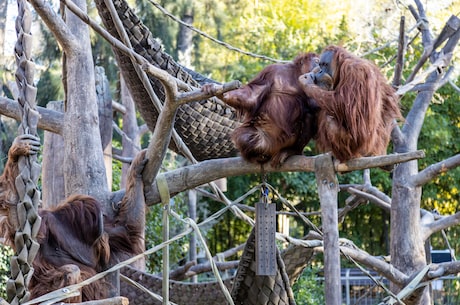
[203,52,320,167]
[299,45,402,162]
[0,135,146,302]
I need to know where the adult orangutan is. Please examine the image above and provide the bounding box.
[203,52,320,167]
[299,45,402,162]
[0,134,146,302]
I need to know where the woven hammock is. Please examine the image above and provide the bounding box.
[94,0,239,161]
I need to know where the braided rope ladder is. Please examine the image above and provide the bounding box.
[6,0,42,303]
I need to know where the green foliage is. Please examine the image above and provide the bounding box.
[337,170,392,255]
[144,195,190,274]
[135,0,181,56]
[0,245,13,300]
[112,159,123,192]
[36,64,64,108]
[202,175,254,254]
[144,152,191,274]
[292,267,325,305]
[192,0,352,82]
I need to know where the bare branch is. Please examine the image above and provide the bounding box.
[449,79,460,93]
[410,154,460,187]
[58,0,241,188]
[140,151,424,206]
[0,97,63,134]
[29,0,79,51]
[112,100,127,114]
[409,1,433,47]
[59,0,184,90]
[335,150,425,172]
[406,14,459,85]
[176,81,241,104]
[338,246,408,286]
[426,261,460,280]
[392,16,406,87]
[397,52,452,95]
[421,211,460,241]
[183,261,239,279]
[99,0,200,168]
[141,81,239,188]
[391,123,406,148]
[437,66,456,88]
[347,187,391,212]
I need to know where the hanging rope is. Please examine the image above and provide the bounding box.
[7,0,42,303]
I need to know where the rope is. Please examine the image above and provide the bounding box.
[7,0,42,303]
[168,210,235,305]
[148,0,285,63]
[157,173,234,305]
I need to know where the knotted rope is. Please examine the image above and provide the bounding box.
[7,0,42,303]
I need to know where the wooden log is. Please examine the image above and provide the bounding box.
[315,153,341,305]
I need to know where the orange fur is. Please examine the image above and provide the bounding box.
[300,45,402,161]
[0,135,40,246]
[204,53,320,166]
[0,138,146,302]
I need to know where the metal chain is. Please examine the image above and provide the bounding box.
[260,164,269,204]
[7,0,42,303]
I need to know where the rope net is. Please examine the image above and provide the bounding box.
[6,0,42,303]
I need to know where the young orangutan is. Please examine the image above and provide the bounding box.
[0,134,147,302]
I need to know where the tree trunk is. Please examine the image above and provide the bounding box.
[391,79,438,305]
[42,101,65,208]
[95,66,113,190]
[391,160,427,303]
[63,0,108,201]
[120,75,140,188]
[176,2,194,68]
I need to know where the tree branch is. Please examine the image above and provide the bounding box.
[175,81,241,104]
[396,53,452,95]
[0,97,63,134]
[182,261,240,280]
[59,0,180,88]
[410,154,460,187]
[28,0,79,52]
[346,187,391,212]
[338,246,408,286]
[392,16,406,87]
[421,211,460,241]
[139,80,240,189]
[59,0,242,189]
[400,14,460,149]
[335,151,425,172]
[426,261,460,281]
[99,0,200,168]
[409,1,433,47]
[141,151,424,206]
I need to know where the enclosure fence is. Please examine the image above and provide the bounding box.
[319,268,460,305]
